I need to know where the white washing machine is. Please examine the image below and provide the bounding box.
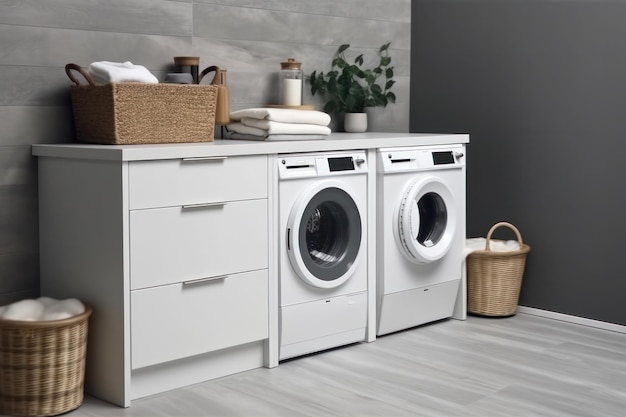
[376,144,466,336]
[278,150,368,360]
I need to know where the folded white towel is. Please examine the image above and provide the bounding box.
[232,120,331,136]
[88,61,158,84]
[226,132,328,141]
[230,108,331,126]
[226,122,267,137]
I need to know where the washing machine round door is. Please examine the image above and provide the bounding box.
[395,175,457,264]
[287,179,364,289]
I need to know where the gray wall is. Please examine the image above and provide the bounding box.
[411,0,626,325]
[0,0,411,305]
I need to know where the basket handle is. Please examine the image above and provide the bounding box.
[65,63,96,86]
[199,65,220,84]
[485,222,524,251]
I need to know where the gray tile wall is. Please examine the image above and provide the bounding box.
[0,0,411,305]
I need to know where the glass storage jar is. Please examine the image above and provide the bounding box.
[279,58,303,106]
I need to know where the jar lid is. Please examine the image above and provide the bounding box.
[281,58,301,70]
[174,56,200,66]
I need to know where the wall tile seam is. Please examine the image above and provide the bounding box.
[0,22,193,38]
[188,35,412,52]
[193,3,410,24]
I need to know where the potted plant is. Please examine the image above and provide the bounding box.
[307,42,396,132]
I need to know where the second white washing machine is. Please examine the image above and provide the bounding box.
[376,144,466,336]
[278,150,369,360]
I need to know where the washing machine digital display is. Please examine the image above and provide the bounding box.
[328,157,355,172]
[432,151,455,165]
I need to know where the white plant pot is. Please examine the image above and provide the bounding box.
[344,112,368,133]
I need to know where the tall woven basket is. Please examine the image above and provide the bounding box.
[0,306,92,417]
[467,222,530,316]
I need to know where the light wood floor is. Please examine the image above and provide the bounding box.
[67,313,626,417]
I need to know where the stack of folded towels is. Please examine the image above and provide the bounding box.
[88,61,158,84]
[226,108,332,141]
[0,297,85,321]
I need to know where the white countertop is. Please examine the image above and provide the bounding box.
[32,132,469,161]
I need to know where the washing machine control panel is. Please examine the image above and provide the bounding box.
[378,145,465,173]
[279,151,368,179]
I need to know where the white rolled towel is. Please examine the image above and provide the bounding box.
[464,238,520,258]
[230,108,331,126]
[88,61,159,84]
[1,299,44,321]
[42,298,85,321]
[0,297,86,321]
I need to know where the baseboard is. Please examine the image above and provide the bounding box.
[517,306,626,334]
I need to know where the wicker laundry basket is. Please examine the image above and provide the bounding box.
[0,306,92,417]
[467,222,530,317]
[65,63,218,145]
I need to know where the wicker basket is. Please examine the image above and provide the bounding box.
[0,306,92,417]
[65,63,218,145]
[467,222,530,317]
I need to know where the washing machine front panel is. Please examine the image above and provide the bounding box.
[377,146,466,295]
[287,179,364,289]
[395,175,457,264]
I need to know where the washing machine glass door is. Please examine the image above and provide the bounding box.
[287,179,363,289]
[396,175,457,263]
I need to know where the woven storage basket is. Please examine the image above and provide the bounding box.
[0,306,92,417]
[467,222,530,317]
[65,63,218,145]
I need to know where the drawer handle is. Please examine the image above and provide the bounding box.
[182,202,227,209]
[183,275,228,286]
[182,156,228,162]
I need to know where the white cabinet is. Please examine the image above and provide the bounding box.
[128,156,267,209]
[129,199,267,290]
[131,269,268,369]
[34,134,470,408]
[36,152,270,407]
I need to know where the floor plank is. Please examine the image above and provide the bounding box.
[64,313,626,417]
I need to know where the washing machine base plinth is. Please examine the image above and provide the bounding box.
[279,291,367,360]
[377,279,461,336]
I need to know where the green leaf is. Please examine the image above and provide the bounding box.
[338,44,350,54]
[323,101,335,113]
[355,54,364,66]
[380,56,391,67]
[386,68,394,78]
[379,42,391,52]
[385,79,395,90]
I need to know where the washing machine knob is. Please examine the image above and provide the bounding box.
[454,152,464,160]
[354,158,366,166]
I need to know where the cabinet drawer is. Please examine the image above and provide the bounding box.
[128,155,267,209]
[130,199,267,290]
[131,269,268,370]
